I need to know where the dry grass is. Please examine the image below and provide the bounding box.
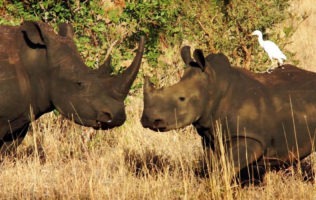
[286,0,316,71]
[0,100,210,199]
[1,0,316,199]
[1,97,316,199]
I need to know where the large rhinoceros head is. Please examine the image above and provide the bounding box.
[22,21,144,129]
[141,46,230,131]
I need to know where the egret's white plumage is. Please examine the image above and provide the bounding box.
[251,30,287,69]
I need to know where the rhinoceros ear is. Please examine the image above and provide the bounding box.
[58,23,74,39]
[99,55,113,74]
[209,53,231,70]
[21,21,45,46]
[193,49,206,72]
[181,46,193,66]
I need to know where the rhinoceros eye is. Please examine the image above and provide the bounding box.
[179,97,186,102]
[75,81,84,89]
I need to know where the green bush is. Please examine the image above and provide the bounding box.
[176,0,291,71]
[0,0,292,72]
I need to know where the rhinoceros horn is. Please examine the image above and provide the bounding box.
[58,23,74,38]
[143,76,155,94]
[113,36,145,98]
[98,55,112,75]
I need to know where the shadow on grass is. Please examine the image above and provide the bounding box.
[124,148,175,176]
[123,147,315,186]
[124,148,215,179]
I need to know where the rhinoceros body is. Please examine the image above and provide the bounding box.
[0,21,144,153]
[141,46,316,180]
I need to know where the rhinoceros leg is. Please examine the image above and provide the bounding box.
[228,137,264,182]
[202,134,264,183]
[0,124,29,155]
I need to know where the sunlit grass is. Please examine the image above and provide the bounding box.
[0,95,315,199]
[286,0,316,71]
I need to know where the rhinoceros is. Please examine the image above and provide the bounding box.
[141,46,316,181]
[0,21,144,153]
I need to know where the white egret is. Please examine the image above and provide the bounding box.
[251,30,286,71]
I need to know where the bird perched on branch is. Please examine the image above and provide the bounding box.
[251,30,287,72]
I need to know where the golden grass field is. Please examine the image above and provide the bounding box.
[287,0,316,71]
[1,0,316,199]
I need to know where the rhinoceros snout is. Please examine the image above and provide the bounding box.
[96,109,126,129]
[97,111,112,123]
[153,119,164,127]
[141,115,167,132]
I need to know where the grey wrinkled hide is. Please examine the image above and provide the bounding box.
[142,46,316,182]
[0,21,144,154]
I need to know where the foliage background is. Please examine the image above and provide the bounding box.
[0,0,293,73]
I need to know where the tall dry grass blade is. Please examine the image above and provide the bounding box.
[212,121,234,200]
[289,96,302,176]
[29,106,40,163]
